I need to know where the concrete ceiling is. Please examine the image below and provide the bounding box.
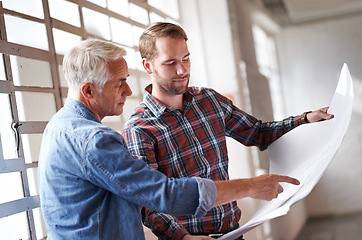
[261,0,362,25]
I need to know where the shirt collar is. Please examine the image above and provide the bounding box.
[64,97,101,123]
[143,84,194,117]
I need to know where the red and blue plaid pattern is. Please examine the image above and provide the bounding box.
[122,85,303,239]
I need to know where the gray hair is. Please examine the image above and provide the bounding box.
[63,39,126,97]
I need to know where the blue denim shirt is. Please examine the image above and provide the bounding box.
[38,98,216,240]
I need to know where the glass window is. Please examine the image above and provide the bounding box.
[10,56,53,88]
[87,0,107,8]
[110,18,133,46]
[5,15,48,51]
[123,46,137,70]
[0,212,29,240]
[49,0,81,27]
[23,134,43,164]
[129,3,149,25]
[53,29,82,55]
[0,93,17,159]
[33,207,46,239]
[132,25,144,47]
[108,0,129,17]
[2,0,44,19]
[83,8,111,40]
[0,172,24,204]
[149,0,179,20]
[58,65,68,88]
[150,12,165,24]
[15,92,57,122]
[252,25,284,120]
[27,168,39,196]
[0,54,6,80]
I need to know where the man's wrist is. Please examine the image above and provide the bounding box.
[301,111,312,124]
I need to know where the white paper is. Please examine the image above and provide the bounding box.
[219,64,354,239]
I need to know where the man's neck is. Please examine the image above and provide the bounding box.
[152,88,184,110]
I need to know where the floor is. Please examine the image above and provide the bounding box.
[295,212,362,240]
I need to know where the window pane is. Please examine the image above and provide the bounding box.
[53,29,82,55]
[129,3,149,25]
[23,134,43,164]
[15,92,57,121]
[49,0,81,27]
[10,56,53,88]
[0,172,24,204]
[27,167,39,196]
[2,0,44,19]
[110,18,133,46]
[34,207,47,239]
[87,0,106,8]
[132,25,144,47]
[83,8,111,40]
[150,12,165,24]
[0,211,29,240]
[5,15,48,51]
[123,46,136,70]
[0,54,6,80]
[58,65,68,88]
[148,0,179,20]
[0,93,17,159]
[108,0,129,17]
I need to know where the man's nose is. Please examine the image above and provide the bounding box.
[176,62,187,75]
[123,82,133,96]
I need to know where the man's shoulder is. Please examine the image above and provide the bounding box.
[47,107,113,139]
[123,103,154,129]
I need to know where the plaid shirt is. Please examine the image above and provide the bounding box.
[122,85,303,240]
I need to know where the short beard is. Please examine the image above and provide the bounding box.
[154,70,190,96]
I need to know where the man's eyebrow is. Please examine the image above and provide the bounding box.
[164,53,190,63]
[121,74,130,81]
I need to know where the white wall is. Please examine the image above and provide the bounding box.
[276,14,362,217]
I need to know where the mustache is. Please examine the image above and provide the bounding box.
[173,75,190,80]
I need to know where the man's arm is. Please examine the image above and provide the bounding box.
[214,174,299,207]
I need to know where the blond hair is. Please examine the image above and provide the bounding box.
[139,22,188,60]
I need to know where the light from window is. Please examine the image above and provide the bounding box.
[129,3,149,26]
[148,0,179,20]
[49,0,81,27]
[83,8,111,40]
[110,18,133,47]
[5,15,48,51]
[2,0,44,19]
[107,0,129,17]
[10,56,53,88]
[15,92,57,122]
[0,93,17,159]
[53,29,82,55]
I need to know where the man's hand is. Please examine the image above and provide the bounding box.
[213,174,300,206]
[247,174,300,201]
[306,107,334,123]
[182,235,214,240]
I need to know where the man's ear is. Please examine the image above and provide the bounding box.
[142,58,153,74]
[80,83,96,100]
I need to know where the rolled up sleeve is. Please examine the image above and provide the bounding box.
[193,177,217,219]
